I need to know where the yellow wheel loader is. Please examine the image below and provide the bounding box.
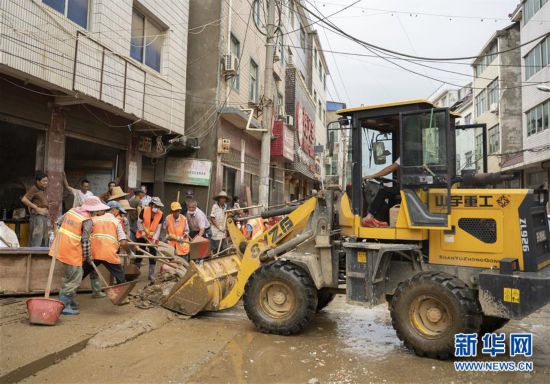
[162,100,550,359]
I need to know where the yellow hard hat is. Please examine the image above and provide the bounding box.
[170,202,182,211]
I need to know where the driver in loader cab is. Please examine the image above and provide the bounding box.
[362,158,400,227]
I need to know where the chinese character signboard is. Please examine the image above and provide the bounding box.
[165,158,212,186]
[271,120,295,161]
[296,102,316,158]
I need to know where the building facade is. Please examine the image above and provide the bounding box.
[0,0,189,236]
[472,22,523,184]
[510,0,550,189]
[451,84,475,175]
[186,0,330,207]
[326,101,349,189]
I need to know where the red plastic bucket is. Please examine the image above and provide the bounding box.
[26,298,65,325]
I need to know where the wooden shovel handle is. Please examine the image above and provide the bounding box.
[89,260,110,288]
[45,233,60,299]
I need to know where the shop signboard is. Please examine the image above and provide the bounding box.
[165,158,212,186]
[271,120,295,161]
[295,102,315,158]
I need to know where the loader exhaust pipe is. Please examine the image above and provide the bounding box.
[460,172,515,186]
[236,205,299,222]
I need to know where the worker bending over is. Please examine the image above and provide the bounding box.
[81,203,128,300]
[50,196,109,315]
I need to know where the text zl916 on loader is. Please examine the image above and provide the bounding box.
[161,100,550,359]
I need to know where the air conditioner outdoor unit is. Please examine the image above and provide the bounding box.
[489,103,499,114]
[285,114,294,127]
[223,54,238,77]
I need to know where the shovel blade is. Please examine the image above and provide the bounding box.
[105,281,138,305]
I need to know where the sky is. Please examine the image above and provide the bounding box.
[311,0,521,107]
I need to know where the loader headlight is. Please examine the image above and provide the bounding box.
[536,230,547,243]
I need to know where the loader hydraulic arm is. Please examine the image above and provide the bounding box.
[218,197,319,310]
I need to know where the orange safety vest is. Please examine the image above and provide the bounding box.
[166,214,190,255]
[246,218,266,240]
[136,207,163,241]
[91,213,121,264]
[49,208,88,267]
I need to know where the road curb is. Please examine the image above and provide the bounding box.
[87,309,174,349]
[0,338,91,384]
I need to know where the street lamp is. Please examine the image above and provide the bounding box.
[536,83,550,92]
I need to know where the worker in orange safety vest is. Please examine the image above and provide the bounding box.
[81,202,130,298]
[50,196,110,315]
[163,202,190,256]
[134,196,164,281]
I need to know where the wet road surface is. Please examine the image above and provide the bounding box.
[20,295,550,383]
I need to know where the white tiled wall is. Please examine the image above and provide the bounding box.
[0,0,188,134]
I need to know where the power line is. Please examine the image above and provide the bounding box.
[294,0,550,62]
[309,0,351,105]
[291,2,548,90]
[278,0,361,37]
[315,1,550,23]
[281,43,549,69]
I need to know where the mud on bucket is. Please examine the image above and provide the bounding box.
[26,298,65,326]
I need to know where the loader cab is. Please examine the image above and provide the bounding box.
[336,100,457,238]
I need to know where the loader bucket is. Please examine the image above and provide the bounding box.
[161,253,242,316]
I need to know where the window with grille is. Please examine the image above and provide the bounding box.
[130,8,164,72]
[524,36,549,79]
[526,99,550,136]
[524,0,548,24]
[487,78,499,107]
[475,89,486,116]
[474,42,497,77]
[230,34,240,91]
[465,151,473,168]
[43,0,89,29]
[249,59,259,102]
[475,134,483,162]
[488,125,500,154]
[300,25,306,49]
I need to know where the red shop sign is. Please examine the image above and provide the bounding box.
[295,102,315,158]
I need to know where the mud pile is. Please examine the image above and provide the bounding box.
[133,271,183,309]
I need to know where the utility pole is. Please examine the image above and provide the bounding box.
[258,0,277,208]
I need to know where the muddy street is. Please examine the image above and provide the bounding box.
[3,294,547,384]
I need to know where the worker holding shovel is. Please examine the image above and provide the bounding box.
[81,203,130,297]
[134,196,164,281]
[163,202,190,257]
[50,196,110,315]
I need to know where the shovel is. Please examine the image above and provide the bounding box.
[88,260,137,305]
[26,234,65,325]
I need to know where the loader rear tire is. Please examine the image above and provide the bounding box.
[244,260,317,335]
[390,272,482,360]
[316,289,335,312]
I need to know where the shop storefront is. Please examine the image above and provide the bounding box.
[284,67,321,201]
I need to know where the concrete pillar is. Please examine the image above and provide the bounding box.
[46,108,65,223]
[153,157,165,201]
[124,132,141,191]
[35,131,46,172]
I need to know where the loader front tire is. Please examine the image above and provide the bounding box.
[244,260,317,335]
[390,272,482,360]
